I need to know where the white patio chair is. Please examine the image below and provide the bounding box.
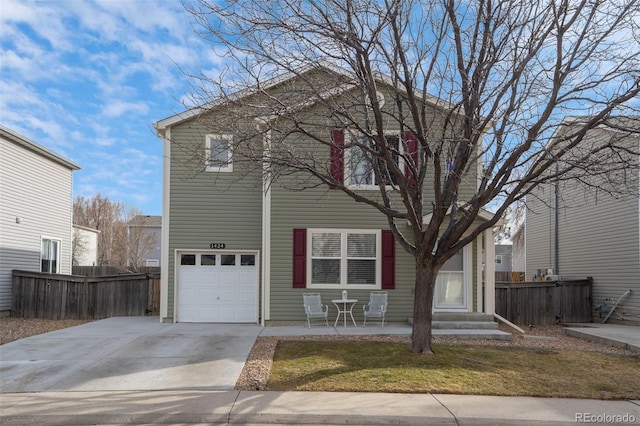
[363,291,388,327]
[303,293,329,328]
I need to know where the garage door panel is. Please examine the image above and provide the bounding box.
[177,252,258,323]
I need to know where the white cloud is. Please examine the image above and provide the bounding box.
[102,100,150,118]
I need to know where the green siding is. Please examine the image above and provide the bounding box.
[163,67,485,322]
[269,185,418,323]
[166,123,263,318]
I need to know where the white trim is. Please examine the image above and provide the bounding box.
[464,243,473,312]
[40,236,62,274]
[261,128,272,325]
[433,244,471,312]
[306,228,381,289]
[205,134,233,172]
[476,237,483,313]
[174,249,260,324]
[484,228,496,314]
[160,127,171,321]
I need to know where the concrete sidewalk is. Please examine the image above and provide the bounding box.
[1,390,638,425]
[564,323,640,353]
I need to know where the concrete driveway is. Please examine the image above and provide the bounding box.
[0,317,262,393]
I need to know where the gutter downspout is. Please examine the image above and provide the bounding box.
[257,119,271,327]
[554,163,559,275]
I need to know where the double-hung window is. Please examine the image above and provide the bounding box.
[41,237,60,273]
[205,134,233,172]
[347,133,402,187]
[308,229,380,288]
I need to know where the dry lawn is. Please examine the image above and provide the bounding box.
[266,340,640,399]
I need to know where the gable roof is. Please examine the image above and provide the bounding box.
[154,61,452,132]
[0,125,81,171]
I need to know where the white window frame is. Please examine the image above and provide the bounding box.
[41,237,61,273]
[307,229,381,289]
[205,134,233,172]
[434,244,471,311]
[495,255,503,264]
[345,131,405,190]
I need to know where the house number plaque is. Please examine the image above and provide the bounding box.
[210,243,226,249]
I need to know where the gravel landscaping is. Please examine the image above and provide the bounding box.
[0,317,93,345]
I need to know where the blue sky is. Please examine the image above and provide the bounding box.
[1,0,220,215]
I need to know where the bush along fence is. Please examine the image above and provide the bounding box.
[12,270,160,320]
[495,278,593,325]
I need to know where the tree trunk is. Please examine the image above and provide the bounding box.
[411,259,439,354]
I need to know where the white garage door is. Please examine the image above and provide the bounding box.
[177,252,258,323]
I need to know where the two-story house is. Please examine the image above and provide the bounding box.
[127,215,161,268]
[154,64,498,324]
[524,117,640,324]
[0,125,80,315]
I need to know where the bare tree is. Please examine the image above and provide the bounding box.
[183,0,640,353]
[73,194,148,269]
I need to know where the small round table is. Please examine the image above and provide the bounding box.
[331,299,358,327]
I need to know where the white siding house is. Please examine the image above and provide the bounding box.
[72,225,100,266]
[0,126,80,314]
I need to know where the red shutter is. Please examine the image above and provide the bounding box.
[330,129,345,188]
[381,230,395,289]
[292,228,307,288]
[403,132,419,187]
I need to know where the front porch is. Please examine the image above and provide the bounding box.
[263,313,512,340]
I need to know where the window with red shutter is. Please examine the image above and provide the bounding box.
[292,228,307,288]
[296,228,394,290]
[381,230,395,289]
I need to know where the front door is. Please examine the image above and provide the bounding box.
[433,246,468,311]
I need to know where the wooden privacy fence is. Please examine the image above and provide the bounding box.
[12,270,161,320]
[72,266,161,276]
[495,278,592,325]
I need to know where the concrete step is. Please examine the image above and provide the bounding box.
[433,329,513,341]
[432,313,495,322]
[432,320,498,330]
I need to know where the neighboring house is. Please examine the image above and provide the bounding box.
[127,215,161,267]
[154,63,498,324]
[525,117,640,324]
[72,224,100,266]
[0,125,80,314]
[495,244,513,272]
[511,225,526,273]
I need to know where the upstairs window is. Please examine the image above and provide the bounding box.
[205,134,233,172]
[348,134,402,187]
[41,238,60,273]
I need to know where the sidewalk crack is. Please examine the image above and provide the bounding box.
[432,394,460,425]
